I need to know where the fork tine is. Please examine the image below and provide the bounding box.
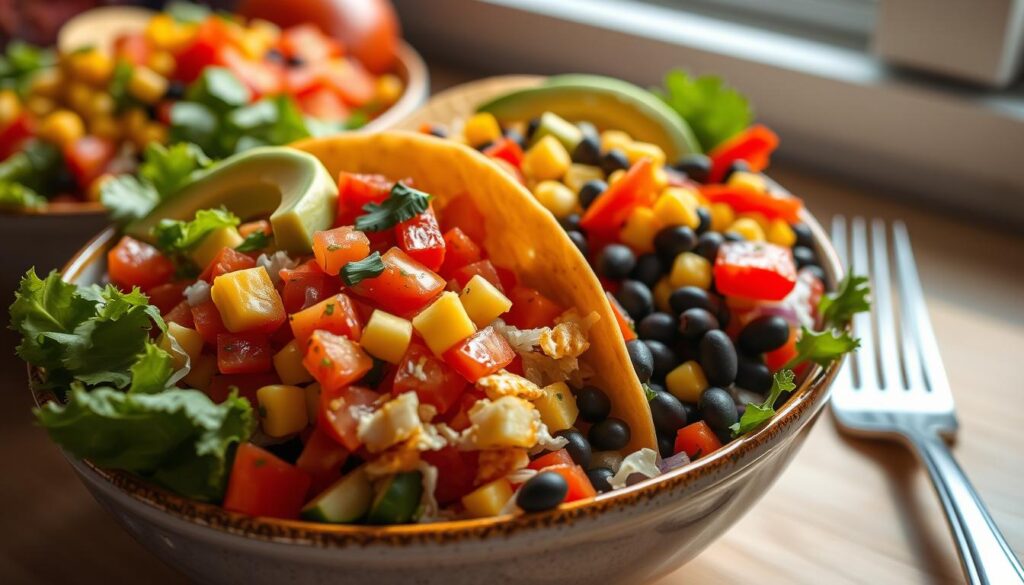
[870,220,904,389]
[830,215,857,389]
[850,217,879,390]
[892,222,952,399]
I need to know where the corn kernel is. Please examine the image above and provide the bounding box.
[257,385,309,437]
[68,50,114,86]
[183,354,217,391]
[28,68,62,98]
[737,212,769,232]
[607,169,626,186]
[128,66,169,104]
[522,135,571,181]
[767,219,797,247]
[89,116,121,141]
[147,50,176,77]
[462,478,513,518]
[25,95,55,117]
[652,165,669,191]
[274,340,314,385]
[623,141,666,167]
[304,383,322,423]
[532,382,578,432]
[619,206,662,254]
[159,322,204,370]
[533,180,577,218]
[210,267,286,333]
[463,112,503,148]
[709,202,735,232]
[563,164,604,195]
[0,90,21,127]
[600,129,632,152]
[653,277,673,313]
[727,170,767,193]
[669,252,712,289]
[146,14,197,52]
[37,110,84,148]
[666,360,709,402]
[64,80,94,113]
[412,291,477,355]
[652,188,700,229]
[190,226,244,269]
[84,92,115,119]
[375,74,404,106]
[729,217,766,242]
[122,107,148,137]
[361,310,413,364]
[459,274,512,328]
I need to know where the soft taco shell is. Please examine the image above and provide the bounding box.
[292,131,657,452]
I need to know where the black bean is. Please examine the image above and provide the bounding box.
[567,230,589,257]
[672,153,712,183]
[578,179,607,210]
[699,387,738,437]
[626,339,654,383]
[637,312,678,344]
[792,222,814,248]
[683,401,699,423]
[286,54,305,67]
[654,225,697,265]
[793,245,818,269]
[517,472,569,512]
[669,286,719,315]
[164,80,186,100]
[525,117,541,141]
[586,467,614,493]
[571,134,602,166]
[588,417,631,451]
[695,231,724,263]
[722,159,750,183]
[631,254,664,288]
[678,307,719,341]
[648,382,666,396]
[650,390,688,436]
[644,339,678,381]
[723,231,744,242]
[596,244,636,279]
[616,280,654,321]
[675,339,699,364]
[600,148,630,175]
[738,315,791,354]
[696,207,712,235]
[698,330,738,386]
[576,386,612,423]
[559,213,581,232]
[263,436,305,464]
[717,303,732,330]
[736,356,772,395]
[555,429,592,469]
[658,433,675,458]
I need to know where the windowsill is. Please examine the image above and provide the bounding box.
[393,0,1024,228]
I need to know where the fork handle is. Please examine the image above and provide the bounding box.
[906,432,1024,584]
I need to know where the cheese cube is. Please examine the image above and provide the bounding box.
[653,187,700,229]
[159,322,204,370]
[190,226,244,270]
[182,354,217,391]
[273,340,314,385]
[210,267,286,333]
[532,382,579,432]
[461,478,513,518]
[619,206,662,254]
[412,292,477,355]
[522,135,571,181]
[361,310,413,364]
[459,275,512,327]
[257,384,308,437]
[469,396,538,449]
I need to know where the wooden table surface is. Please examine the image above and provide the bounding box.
[2,64,1022,585]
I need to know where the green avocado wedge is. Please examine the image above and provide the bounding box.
[126,147,337,254]
[477,74,702,160]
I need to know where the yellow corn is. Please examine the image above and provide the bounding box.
[600,129,632,152]
[652,187,700,230]
[37,110,85,148]
[133,122,168,149]
[25,95,55,117]
[669,252,712,289]
[619,206,662,254]
[210,267,286,333]
[190,227,244,268]
[666,360,709,402]
[412,291,476,355]
[737,211,770,231]
[0,90,21,127]
[67,50,114,86]
[532,382,579,432]
[158,322,204,370]
[522,135,571,181]
[147,50,176,78]
[375,74,404,106]
[64,82,93,114]
[121,107,149,138]
[727,170,767,193]
[361,310,414,364]
[27,68,62,98]
[87,92,116,118]
[532,180,577,218]
[462,478,513,518]
[729,217,766,242]
[709,202,735,232]
[89,116,121,141]
[563,164,604,195]
[146,14,197,52]
[463,112,503,148]
[274,340,314,385]
[128,66,168,104]
[623,141,666,167]
[653,277,673,313]
[767,219,797,247]
[459,274,512,327]
[257,385,309,437]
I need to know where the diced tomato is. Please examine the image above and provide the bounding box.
[199,247,257,282]
[62,136,116,189]
[606,291,637,341]
[191,300,227,345]
[451,259,503,292]
[143,282,184,316]
[393,343,468,414]
[224,444,312,519]
[504,286,564,329]
[543,464,597,502]
[217,332,272,374]
[438,391,481,432]
[279,24,345,62]
[172,20,226,82]
[312,226,370,275]
[207,373,280,405]
[701,185,802,224]
[349,248,445,316]
[239,220,272,239]
[396,207,446,272]
[495,266,518,291]
[714,241,798,301]
[113,33,153,67]
[439,227,482,277]
[279,260,339,314]
[297,87,350,121]
[335,172,393,227]
[482,137,524,168]
[438,193,486,244]
[0,114,33,160]
[319,385,378,451]
[674,421,723,460]
[289,293,362,349]
[421,447,480,505]
[303,330,373,393]
[708,124,779,183]
[217,45,283,98]
[442,326,515,383]
[319,59,375,106]
[764,327,798,372]
[296,426,350,496]
[505,354,524,377]
[107,236,174,292]
[528,449,574,471]
[579,158,659,239]
[164,300,195,328]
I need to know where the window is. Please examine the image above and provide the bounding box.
[650,0,877,38]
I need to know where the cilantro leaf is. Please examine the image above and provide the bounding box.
[34,385,253,501]
[340,251,385,286]
[0,181,46,210]
[101,175,160,223]
[731,369,796,437]
[153,208,240,254]
[0,140,62,207]
[0,41,55,95]
[643,383,657,401]
[786,326,860,369]
[355,183,431,232]
[819,271,871,329]
[224,95,310,155]
[654,69,753,152]
[139,142,212,197]
[235,230,269,252]
[185,67,252,112]
[129,342,176,395]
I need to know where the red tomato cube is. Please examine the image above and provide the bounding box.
[714,241,797,301]
[395,207,446,272]
[674,421,723,460]
[319,385,379,451]
[312,226,370,275]
[199,247,257,282]
[223,444,312,519]
[107,236,175,292]
[503,286,564,329]
[289,293,363,349]
[217,332,273,375]
[393,343,468,415]
[349,248,445,316]
[442,326,515,383]
[303,330,373,393]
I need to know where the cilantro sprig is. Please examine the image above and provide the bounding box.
[235,230,269,253]
[654,69,753,152]
[340,252,385,286]
[731,370,795,436]
[819,273,871,329]
[354,183,431,232]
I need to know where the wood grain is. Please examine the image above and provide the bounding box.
[2,64,1021,585]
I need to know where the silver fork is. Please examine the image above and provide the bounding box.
[829,216,1024,585]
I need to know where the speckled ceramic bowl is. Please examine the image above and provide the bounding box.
[31,191,843,584]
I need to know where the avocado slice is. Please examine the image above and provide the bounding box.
[478,74,702,161]
[300,467,373,523]
[366,471,423,525]
[126,147,337,254]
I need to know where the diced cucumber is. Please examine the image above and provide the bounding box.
[366,471,423,525]
[530,112,584,152]
[300,467,373,523]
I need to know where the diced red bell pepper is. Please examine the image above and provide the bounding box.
[393,343,468,414]
[63,136,116,189]
[714,241,797,302]
[438,193,487,244]
[421,447,480,505]
[172,20,226,82]
[0,114,33,161]
[606,291,637,341]
[451,259,503,292]
[543,464,597,502]
[439,227,483,277]
[107,236,175,292]
[483,137,525,168]
[164,300,195,328]
[191,300,228,345]
[206,373,280,405]
[312,226,371,275]
[303,330,373,393]
[296,426,350,496]
[442,326,516,383]
[289,293,363,349]
[579,158,659,238]
[319,385,379,451]
[708,124,779,183]
[335,172,394,227]
[224,443,312,519]
[349,247,445,316]
[528,448,574,471]
[199,247,257,282]
[297,87,350,122]
[113,33,153,67]
[217,332,273,375]
[504,286,564,329]
[279,260,339,314]
[674,421,723,460]
[701,185,802,224]
[396,207,446,272]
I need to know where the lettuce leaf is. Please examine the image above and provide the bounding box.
[102,141,211,223]
[654,69,753,152]
[153,207,240,254]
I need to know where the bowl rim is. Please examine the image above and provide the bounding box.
[29,187,844,546]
